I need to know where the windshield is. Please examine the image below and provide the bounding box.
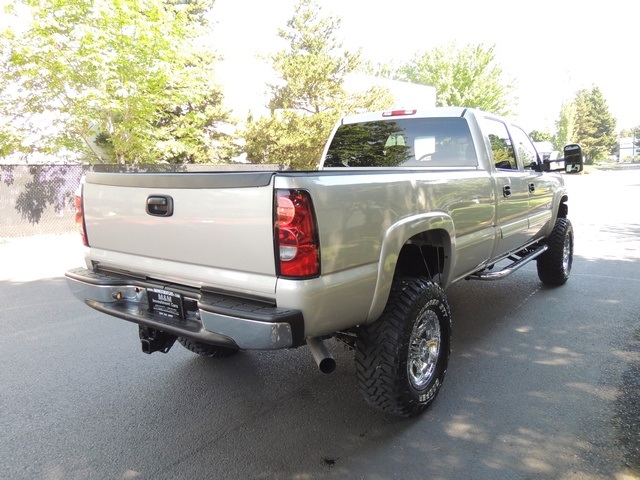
[324,117,477,168]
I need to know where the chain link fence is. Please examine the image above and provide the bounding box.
[0,163,286,239]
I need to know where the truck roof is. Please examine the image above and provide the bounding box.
[339,107,473,125]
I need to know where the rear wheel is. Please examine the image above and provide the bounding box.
[537,217,573,285]
[177,337,239,358]
[355,278,451,417]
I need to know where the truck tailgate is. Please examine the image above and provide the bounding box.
[82,172,277,293]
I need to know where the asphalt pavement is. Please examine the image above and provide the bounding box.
[1,169,639,480]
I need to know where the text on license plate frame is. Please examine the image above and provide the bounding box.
[147,288,185,320]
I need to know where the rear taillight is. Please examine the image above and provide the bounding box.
[74,185,89,247]
[275,189,320,278]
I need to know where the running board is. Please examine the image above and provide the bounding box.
[468,244,548,281]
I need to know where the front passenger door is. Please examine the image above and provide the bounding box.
[484,118,532,256]
[509,125,554,240]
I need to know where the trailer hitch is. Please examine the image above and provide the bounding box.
[139,326,177,354]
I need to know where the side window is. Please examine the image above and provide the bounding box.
[484,119,517,170]
[510,126,540,170]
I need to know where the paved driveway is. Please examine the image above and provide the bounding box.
[1,170,639,479]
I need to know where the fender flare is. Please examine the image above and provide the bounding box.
[365,212,455,323]
[547,188,569,233]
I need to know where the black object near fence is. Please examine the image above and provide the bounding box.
[0,163,285,238]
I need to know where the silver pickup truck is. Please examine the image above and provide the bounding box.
[66,107,583,417]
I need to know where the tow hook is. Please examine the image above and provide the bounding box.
[139,326,177,354]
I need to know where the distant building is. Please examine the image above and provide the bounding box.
[534,141,561,161]
[619,137,638,162]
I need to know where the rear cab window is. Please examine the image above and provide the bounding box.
[324,117,478,168]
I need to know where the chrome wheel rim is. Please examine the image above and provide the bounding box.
[408,309,441,389]
[562,232,572,274]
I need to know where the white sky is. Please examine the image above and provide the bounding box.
[209,0,639,132]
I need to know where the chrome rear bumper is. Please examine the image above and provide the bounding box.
[65,267,303,350]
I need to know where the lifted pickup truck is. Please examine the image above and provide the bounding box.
[66,107,583,417]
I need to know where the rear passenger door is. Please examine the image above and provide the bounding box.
[484,118,533,256]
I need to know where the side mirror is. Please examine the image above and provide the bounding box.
[564,144,584,174]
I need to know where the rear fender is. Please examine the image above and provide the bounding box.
[366,213,455,323]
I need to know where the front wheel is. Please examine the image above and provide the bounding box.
[537,217,573,285]
[355,278,451,417]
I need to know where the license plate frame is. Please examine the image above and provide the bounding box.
[147,288,185,320]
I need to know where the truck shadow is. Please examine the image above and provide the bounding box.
[194,260,634,479]
[103,258,636,479]
[4,257,638,479]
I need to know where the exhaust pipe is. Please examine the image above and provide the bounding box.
[307,337,336,374]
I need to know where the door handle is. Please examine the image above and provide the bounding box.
[529,183,536,193]
[147,195,174,217]
[503,185,512,198]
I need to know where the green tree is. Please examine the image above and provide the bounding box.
[529,130,553,143]
[555,101,576,151]
[0,0,236,164]
[571,86,616,163]
[361,59,400,81]
[243,0,393,170]
[397,43,513,115]
[244,110,336,169]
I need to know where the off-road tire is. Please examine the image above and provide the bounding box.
[355,278,451,417]
[177,337,239,358]
[537,217,573,286]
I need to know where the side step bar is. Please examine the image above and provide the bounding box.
[468,244,548,281]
